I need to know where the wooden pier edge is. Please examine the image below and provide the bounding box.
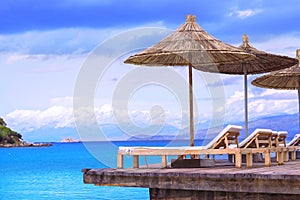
[83,160,300,200]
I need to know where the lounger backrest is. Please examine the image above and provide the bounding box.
[240,129,272,148]
[205,125,242,149]
[287,134,300,147]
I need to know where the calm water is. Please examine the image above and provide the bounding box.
[0,140,201,200]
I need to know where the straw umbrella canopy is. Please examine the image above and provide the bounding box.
[124,15,254,146]
[195,35,298,136]
[252,49,300,131]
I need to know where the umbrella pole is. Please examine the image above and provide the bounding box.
[189,64,194,146]
[243,64,249,137]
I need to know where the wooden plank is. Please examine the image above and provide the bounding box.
[120,148,238,156]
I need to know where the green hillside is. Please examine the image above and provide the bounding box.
[0,117,22,145]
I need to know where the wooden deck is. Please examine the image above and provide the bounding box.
[83,159,300,199]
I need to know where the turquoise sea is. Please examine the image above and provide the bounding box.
[0,140,203,200]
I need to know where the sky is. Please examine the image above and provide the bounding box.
[1,0,300,142]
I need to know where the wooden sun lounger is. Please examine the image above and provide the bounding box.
[239,130,296,165]
[235,129,294,166]
[275,131,296,162]
[268,131,298,162]
[117,127,295,169]
[270,131,288,163]
[287,134,300,147]
[238,129,275,166]
[240,129,273,148]
[117,146,282,169]
[118,147,246,168]
[118,125,253,168]
[285,134,300,160]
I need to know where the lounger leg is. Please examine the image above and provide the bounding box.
[235,152,242,168]
[284,150,289,162]
[246,153,253,167]
[117,152,124,168]
[277,150,283,165]
[133,155,139,168]
[291,150,297,161]
[162,155,167,168]
[264,151,271,166]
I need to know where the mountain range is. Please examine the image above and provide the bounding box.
[21,113,299,142]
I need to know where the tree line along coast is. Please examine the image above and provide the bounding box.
[0,117,51,148]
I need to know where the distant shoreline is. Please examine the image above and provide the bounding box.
[0,142,52,148]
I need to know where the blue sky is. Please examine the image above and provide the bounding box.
[1,0,300,141]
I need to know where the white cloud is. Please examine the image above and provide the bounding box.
[250,34,300,57]
[5,88,298,135]
[5,106,74,132]
[226,90,254,105]
[2,52,85,74]
[0,22,169,57]
[249,99,297,117]
[259,89,297,100]
[225,89,298,123]
[0,28,114,55]
[5,54,29,64]
[228,8,263,19]
[4,102,188,133]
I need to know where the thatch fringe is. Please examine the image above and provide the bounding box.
[195,35,298,75]
[252,49,300,90]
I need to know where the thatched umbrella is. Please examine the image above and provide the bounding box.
[252,49,300,131]
[124,15,254,146]
[195,35,298,136]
